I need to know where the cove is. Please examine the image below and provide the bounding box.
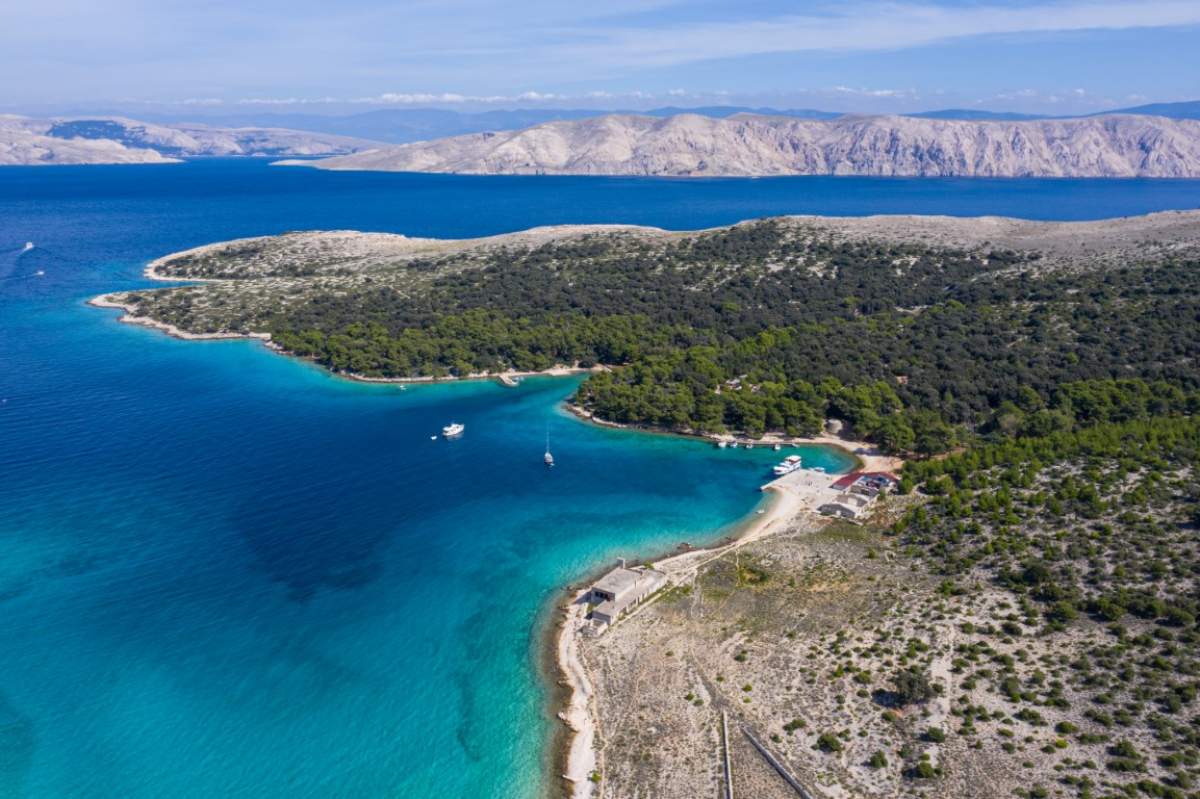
[0,159,1197,798]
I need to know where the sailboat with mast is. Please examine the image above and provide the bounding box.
[544,428,555,467]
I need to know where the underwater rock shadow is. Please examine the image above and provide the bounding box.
[229,490,391,602]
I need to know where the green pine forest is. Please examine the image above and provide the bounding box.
[122,219,1200,457]
[248,221,1200,455]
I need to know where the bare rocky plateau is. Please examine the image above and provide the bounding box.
[0,114,380,166]
[289,112,1200,178]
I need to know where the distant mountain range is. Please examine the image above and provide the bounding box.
[124,106,841,145]
[129,100,1200,144]
[0,115,380,166]
[885,102,1200,122]
[1105,100,1200,119]
[290,113,1200,178]
[907,109,1045,121]
[4,100,1199,168]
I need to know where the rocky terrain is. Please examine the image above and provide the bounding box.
[0,115,175,165]
[0,115,379,165]
[289,112,1200,177]
[582,430,1200,799]
[89,211,1200,342]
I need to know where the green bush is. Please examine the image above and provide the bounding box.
[816,732,843,753]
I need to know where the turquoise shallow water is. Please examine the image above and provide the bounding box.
[1,161,1197,798]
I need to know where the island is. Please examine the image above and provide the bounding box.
[0,115,380,166]
[279,113,1200,177]
[91,211,1200,798]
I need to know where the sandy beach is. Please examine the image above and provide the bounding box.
[551,442,900,798]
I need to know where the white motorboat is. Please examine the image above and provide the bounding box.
[442,422,465,438]
[544,429,554,467]
[772,455,803,476]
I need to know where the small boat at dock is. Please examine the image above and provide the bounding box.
[772,455,803,476]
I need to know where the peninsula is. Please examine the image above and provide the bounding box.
[91,210,1200,453]
[0,114,380,166]
[281,113,1200,177]
[91,211,1200,798]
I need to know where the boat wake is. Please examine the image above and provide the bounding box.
[0,242,50,282]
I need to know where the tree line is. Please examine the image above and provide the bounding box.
[172,220,1200,454]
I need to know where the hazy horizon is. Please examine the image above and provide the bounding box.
[4,1,1199,119]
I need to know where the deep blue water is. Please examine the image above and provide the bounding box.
[0,160,1197,798]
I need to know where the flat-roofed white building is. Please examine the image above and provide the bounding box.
[588,561,667,627]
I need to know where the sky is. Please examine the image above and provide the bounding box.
[3,0,1198,116]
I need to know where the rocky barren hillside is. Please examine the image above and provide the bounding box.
[0,115,380,166]
[291,112,1200,177]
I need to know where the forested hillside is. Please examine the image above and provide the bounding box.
[102,214,1200,455]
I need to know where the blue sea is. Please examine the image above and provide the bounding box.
[1,160,1197,798]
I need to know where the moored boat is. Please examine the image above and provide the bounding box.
[772,455,803,476]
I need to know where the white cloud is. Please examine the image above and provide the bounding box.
[353,93,469,104]
[232,90,623,106]
[556,0,1200,70]
[4,0,1197,109]
[832,86,919,99]
[236,96,342,106]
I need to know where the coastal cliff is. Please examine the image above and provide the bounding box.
[287,112,1200,177]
